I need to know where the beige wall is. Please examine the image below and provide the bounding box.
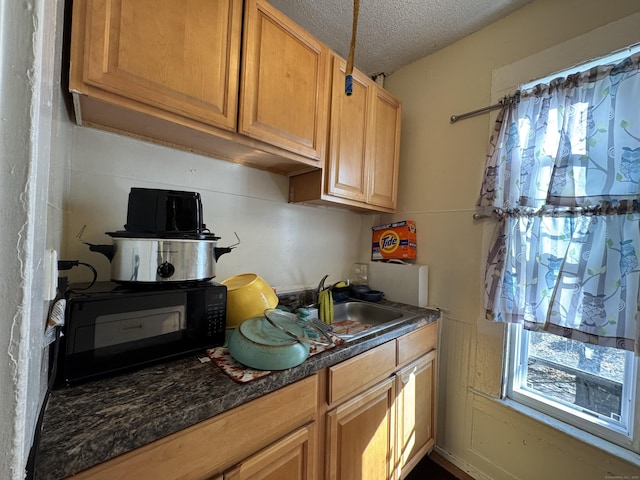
[384,0,640,478]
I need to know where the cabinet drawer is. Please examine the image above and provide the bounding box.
[327,341,396,405]
[396,322,437,367]
[70,374,318,480]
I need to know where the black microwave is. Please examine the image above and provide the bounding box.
[55,281,226,386]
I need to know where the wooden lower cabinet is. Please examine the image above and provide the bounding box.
[395,350,437,479]
[225,422,316,480]
[66,324,437,480]
[325,377,396,480]
[322,324,438,480]
[68,375,318,480]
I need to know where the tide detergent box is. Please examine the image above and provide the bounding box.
[372,221,417,260]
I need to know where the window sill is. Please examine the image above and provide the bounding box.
[492,393,640,469]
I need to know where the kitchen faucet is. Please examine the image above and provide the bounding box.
[315,274,349,306]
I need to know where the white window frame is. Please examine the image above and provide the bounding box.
[505,324,640,454]
[503,43,640,457]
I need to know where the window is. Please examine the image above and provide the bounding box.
[478,45,640,456]
[507,325,639,452]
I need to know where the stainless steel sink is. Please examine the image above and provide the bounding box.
[330,301,414,341]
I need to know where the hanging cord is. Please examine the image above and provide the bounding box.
[58,260,98,292]
[345,0,360,95]
[25,312,63,479]
[25,258,96,478]
[25,255,98,480]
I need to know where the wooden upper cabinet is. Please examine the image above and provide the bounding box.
[368,87,401,209]
[328,56,400,210]
[288,55,401,212]
[326,60,373,203]
[74,0,242,130]
[240,0,330,162]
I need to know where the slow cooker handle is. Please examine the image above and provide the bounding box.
[214,247,232,261]
[86,243,115,262]
[214,232,240,261]
[76,225,116,262]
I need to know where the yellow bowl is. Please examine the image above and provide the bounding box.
[221,273,279,328]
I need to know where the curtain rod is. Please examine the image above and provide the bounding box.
[450,92,520,124]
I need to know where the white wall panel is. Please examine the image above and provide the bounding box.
[65,128,363,291]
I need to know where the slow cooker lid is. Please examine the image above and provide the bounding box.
[239,316,302,346]
[124,188,205,234]
[106,230,220,240]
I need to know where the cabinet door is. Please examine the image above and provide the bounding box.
[395,350,437,479]
[326,58,373,202]
[367,88,401,209]
[326,377,395,480]
[79,0,242,130]
[240,0,330,161]
[225,423,316,480]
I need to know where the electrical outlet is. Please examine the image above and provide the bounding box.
[44,249,58,301]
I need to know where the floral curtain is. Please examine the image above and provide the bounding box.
[477,52,640,352]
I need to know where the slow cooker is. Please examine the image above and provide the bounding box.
[85,188,236,283]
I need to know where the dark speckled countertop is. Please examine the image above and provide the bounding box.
[35,298,439,480]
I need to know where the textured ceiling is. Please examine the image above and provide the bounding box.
[268,0,534,77]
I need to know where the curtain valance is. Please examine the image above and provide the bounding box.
[478,52,640,352]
